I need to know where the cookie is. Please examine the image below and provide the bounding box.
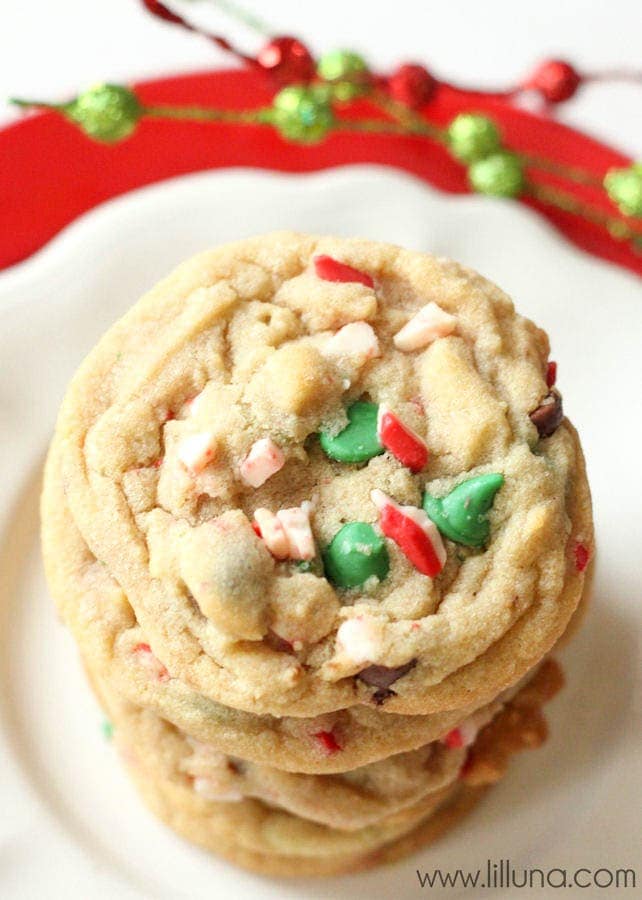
[88,659,560,874]
[44,233,593,718]
[44,437,573,775]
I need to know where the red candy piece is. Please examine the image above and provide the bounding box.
[313,254,374,289]
[443,728,464,749]
[377,405,428,473]
[574,542,590,572]
[133,642,169,682]
[378,500,444,578]
[313,730,342,755]
[546,361,557,387]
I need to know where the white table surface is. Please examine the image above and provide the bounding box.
[1,0,640,155]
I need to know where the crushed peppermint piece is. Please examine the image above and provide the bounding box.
[253,508,290,559]
[193,777,244,803]
[277,504,315,560]
[239,437,285,488]
[377,404,428,472]
[546,360,557,387]
[393,302,457,351]
[443,727,465,749]
[325,321,380,361]
[312,729,342,755]
[313,254,374,288]
[255,503,315,560]
[371,489,446,577]
[177,431,217,475]
[132,642,169,683]
[574,542,590,572]
[336,616,385,665]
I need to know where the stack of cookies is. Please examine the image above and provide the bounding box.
[42,233,593,876]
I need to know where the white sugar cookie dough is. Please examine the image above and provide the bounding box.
[44,233,593,717]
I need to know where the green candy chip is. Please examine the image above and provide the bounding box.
[319,401,383,464]
[423,473,505,548]
[323,522,390,588]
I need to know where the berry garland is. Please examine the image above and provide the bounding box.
[9,2,642,254]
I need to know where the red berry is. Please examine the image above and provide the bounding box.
[527,60,581,103]
[546,361,557,387]
[574,542,590,572]
[257,36,315,84]
[313,730,342,755]
[313,254,374,288]
[388,63,436,108]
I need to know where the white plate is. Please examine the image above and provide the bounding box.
[0,167,640,900]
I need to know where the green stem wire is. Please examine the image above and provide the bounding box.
[528,181,642,248]
[207,0,272,36]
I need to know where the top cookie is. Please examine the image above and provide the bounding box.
[51,232,593,717]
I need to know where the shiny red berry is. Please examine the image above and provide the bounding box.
[527,59,581,103]
[388,63,436,108]
[257,36,315,84]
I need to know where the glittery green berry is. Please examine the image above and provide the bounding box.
[604,164,642,217]
[468,152,524,198]
[272,86,334,143]
[65,84,141,143]
[317,50,370,101]
[423,473,504,548]
[323,522,389,588]
[447,113,501,163]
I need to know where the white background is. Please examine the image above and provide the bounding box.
[1,0,641,155]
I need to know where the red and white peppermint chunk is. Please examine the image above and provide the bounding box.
[239,437,285,488]
[336,615,385,665]
[253,508,290,559]
[254,501,315,561]
[371,489,446,577]
[132,642,170,683]
[442,705,496,749]
[325,321,380,362]
[313,254,375,288]
[177,431,217,476]
[377,404,428,473]
[393,302,457,352]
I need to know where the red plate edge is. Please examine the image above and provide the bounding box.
[1,68,638,276]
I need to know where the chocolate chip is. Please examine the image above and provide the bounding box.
[529,389,563,438]
[357,659,417,693]
[264,630,294,654]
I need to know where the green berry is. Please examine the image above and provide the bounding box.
[423,473,505,547]
[468,152,524,198]
[319,401,383,464]
[447,114,501,163]
[604,164,642,217]
[323,522,389,588]
[272,86,334,143]
[317,50,370,101]
[65,84,141,143]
